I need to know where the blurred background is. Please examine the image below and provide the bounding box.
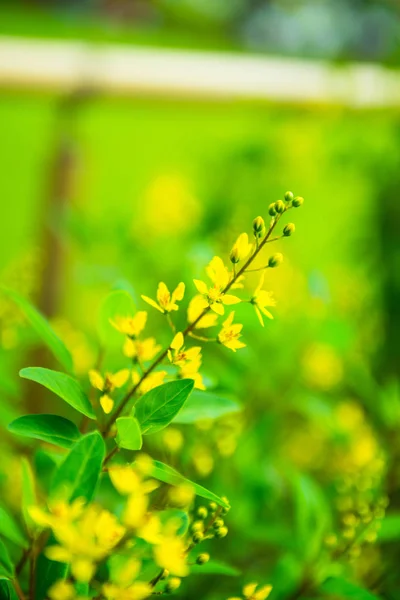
[1,1,400,599]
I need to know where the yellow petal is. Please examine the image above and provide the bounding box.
[222,294,241,305]
[171,332,184,351]
[45,546,72,563]
[211,302,224,315]
[172,282,185,302]
[255,585,273,600]
[123,337,136,358]
[71,558,96,583]
[243,583,258,598]
[193,279,208,295]
[254,305,265,327]
[110,369,130,388]
[157,282,170,306]
[89,369,104,391]
[100,394,114,414]
[222,311,235,328]
[109,466,141,495]
[260,306,274,320]
[141,295,164,313]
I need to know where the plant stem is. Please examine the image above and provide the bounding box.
[12,578,26,600]
[103,212,284,436]
[103,445,119,466]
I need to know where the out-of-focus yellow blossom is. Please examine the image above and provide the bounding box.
[179,357,206,390]
[163,428,184,453]
[193,256,241,315]
[250,273,276,326]
[28,498,85,530]
[89,369,130,414]
[168,332,201,366]
[142,282,185,314]
[102,581,152,600]
[154,524,189,577]
[168,483,195,508]
[187,295,219,329]
[124,337,161,363]
[302,343,343,390]
[132,370,167,395]
[192,445,214,477]
[110,312,148,338]
[217,312,246,352]
[228,583,272,600]
[230,233,252,264]
[48,580,76,600]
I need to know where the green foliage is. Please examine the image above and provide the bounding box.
[51,431,105,502]
[19,367,95,419]
[0,506,27,548]
[21,458,37,534]
[190,560,240,576]
[136,379,195,434]
[320,577,380,599]
[173,390,241,423]
[0,539,14,579]
[8,414,81,449]
[115,416,142,450]
[97,289,136,348]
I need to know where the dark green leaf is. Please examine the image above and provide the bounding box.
[98,290,136,347]
[0,539,14,578]
[34,536,68,600]
[173,390,241,424]
[320,577,379,599]
[190,560,240,577]
[135,379,194,435]
[115,416,142,450]
[142,459,229,509]
[20,367,95,420]
[0,506,27,548]
[0,580,18,598]
[8,415,80,449]
[2,288,73,372]
[51,432,105,502]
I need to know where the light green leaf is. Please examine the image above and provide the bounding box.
[21,458,37,534]
[320,577,379,599]
[8,414,80,449]
[115,417,142,450]
[173,390,241,424]
[98,290,136,347]
[51,432,105,502]
[136,379,194,435]
[2,288,73,373]
[190,560,240,577]
[0,506,27,548]
[0,539,14,578]
[142,459,229,509]
[20,367,95,420]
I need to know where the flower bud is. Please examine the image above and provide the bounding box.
[191,521,203,533]
[229,245,240,264]
[268,253,283,268]
[192,531,204,544]
[274,200,285,214]
[284,191,294,202]
[215,526,228,538]
[253,216,265,233]
[292,196,304,207]
[197,507,208,520]
[283,223,295,237]
[213,518,224,529]
[165,577,181,593]
[209,502,217,512]
[268,203,276,217]
[196,553,210,565]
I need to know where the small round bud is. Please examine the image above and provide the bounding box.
[268,253,283,268]
[253,216,265,233]
[215,526,228,538]
[196,553,210,565]
[209,502,217,512]
[165,577,181,593]
[268,203,276,217]
[284,191,294,202]
[197,507,208,520]
[274,200,285,214]
[229,245,240,264]
[292,196,304,207]
[213,518,224,529]
[191,521,203,533]
[283,223,295,237]
[192,531,204,544]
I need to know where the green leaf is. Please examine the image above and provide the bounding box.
[98,290,136,347]
[136,379,194,435]
[115,416,142,450]
[2,288,73,372]
[0,539,14,578]
[377,513,400,542]
[34,536,68,600]
[173,390,241,424]
[20,367,95,420]
[142,459,229,509]
[51,431,105,502]
[0,506,27,548]
[8,415,80,449]
[0,580,18,598]
[320,577,379,599]
[21,458,37,534]
[190,560,240,577]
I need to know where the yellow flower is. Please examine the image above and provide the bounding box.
[193,257,241,315]
[179,358,206,391]
[48,580,76,600]
[142,282,185,314]
[154,525,188,577]
[217,312,246,352]
[102,581,153,600]
[187,295,219,329]
[250,273,276,326]
[28,498,85,530]
[228,583,272,600]
[132,370,167,395]
[110,312,148,338]
[124,337,161,362]
[230,233,252,264]
[168,332,202,367]
[89,369,130,414]
[109,466,159,531]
